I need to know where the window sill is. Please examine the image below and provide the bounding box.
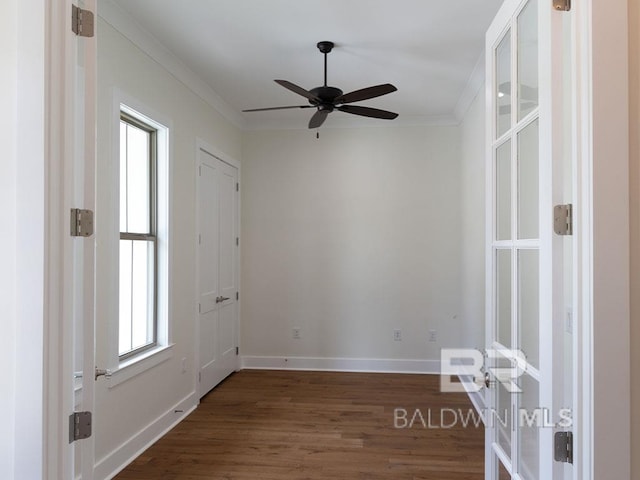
[108,344,175,388]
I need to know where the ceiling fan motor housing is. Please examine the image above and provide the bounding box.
[317,41,334,54]
[309,86,344,106]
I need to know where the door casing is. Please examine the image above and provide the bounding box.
[40,1,630,479]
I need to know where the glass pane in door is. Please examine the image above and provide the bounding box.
[497,140,512,241]
[518,119,539,239]
[518,374,540,480]
[518,0,539,120]
[496,31,512,138]
[499,459,511,480]
[518,249,539,369]
[497,249,512,348]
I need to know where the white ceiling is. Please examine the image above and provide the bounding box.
[107,0,504,130]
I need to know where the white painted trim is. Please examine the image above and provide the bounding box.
[108,344,175,388]
[196,138,241,171]
[574,3,594,479]
[458,375,487,422]
[94,392,198,480]
[44,0,76,478]
[240,356,441,374]
[107,89,175,373]
[454,50,486,122]
[97,0,246,130]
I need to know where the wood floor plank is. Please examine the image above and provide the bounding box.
[114,370,484,480]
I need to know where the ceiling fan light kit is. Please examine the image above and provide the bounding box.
[243,41,399,129]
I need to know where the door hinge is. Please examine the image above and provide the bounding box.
[69,411,92,443]
[236,291,239,301]
[70,208,94,237]
[553,0,571,11]
[236,237,239,246]
[554,204,573,236]
[236,346,239,355]
[198,372,201,382]
[72,5,95,37]
[236,182,239,192]
[554,431,573,464]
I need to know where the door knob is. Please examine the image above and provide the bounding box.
[216,296,230,303]
[484,372,492,389]
[95,367,112,380]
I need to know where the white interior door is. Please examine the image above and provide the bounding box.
[197,147,239,397]
[485,1,574,479]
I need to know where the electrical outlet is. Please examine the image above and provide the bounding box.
[428,330,437,342]
[393,329,402,341]
[293,327,301,339]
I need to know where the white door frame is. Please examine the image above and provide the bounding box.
[35,0,629,478]
[575,0,630,479]
[44,0,97,478]
[44,0,78,477]
[194,138,241,399]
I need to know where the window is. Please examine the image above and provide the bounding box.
[119,112,158,359]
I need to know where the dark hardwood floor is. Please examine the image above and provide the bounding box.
[115,370,484,479]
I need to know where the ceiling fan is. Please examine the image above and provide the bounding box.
[243,41,399,129]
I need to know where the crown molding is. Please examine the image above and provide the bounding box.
[98,0,483,132]
[98,0,246,130]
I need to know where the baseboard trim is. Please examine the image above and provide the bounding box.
[95,391,198,480]
[240,356,441,374]
[458,374,487,424]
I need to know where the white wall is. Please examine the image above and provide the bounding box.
[0,0,19,477]
[629,0,640,477]
[94,13,242,476]
[240,126,463,369]
[1,0,46,478]
[591,0,631,478]
[459,89,486,351]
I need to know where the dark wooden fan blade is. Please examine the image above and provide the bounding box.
[336,83,397,104]
[275,80,321,102]
[309,109,329,129]
[243,105,314,112]
[338,105,398,120]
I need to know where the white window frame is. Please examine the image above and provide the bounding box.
[107,92,173,387]
[118,111,158,359]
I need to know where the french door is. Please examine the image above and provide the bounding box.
[485,0,575,479]
[197,145,240,398]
